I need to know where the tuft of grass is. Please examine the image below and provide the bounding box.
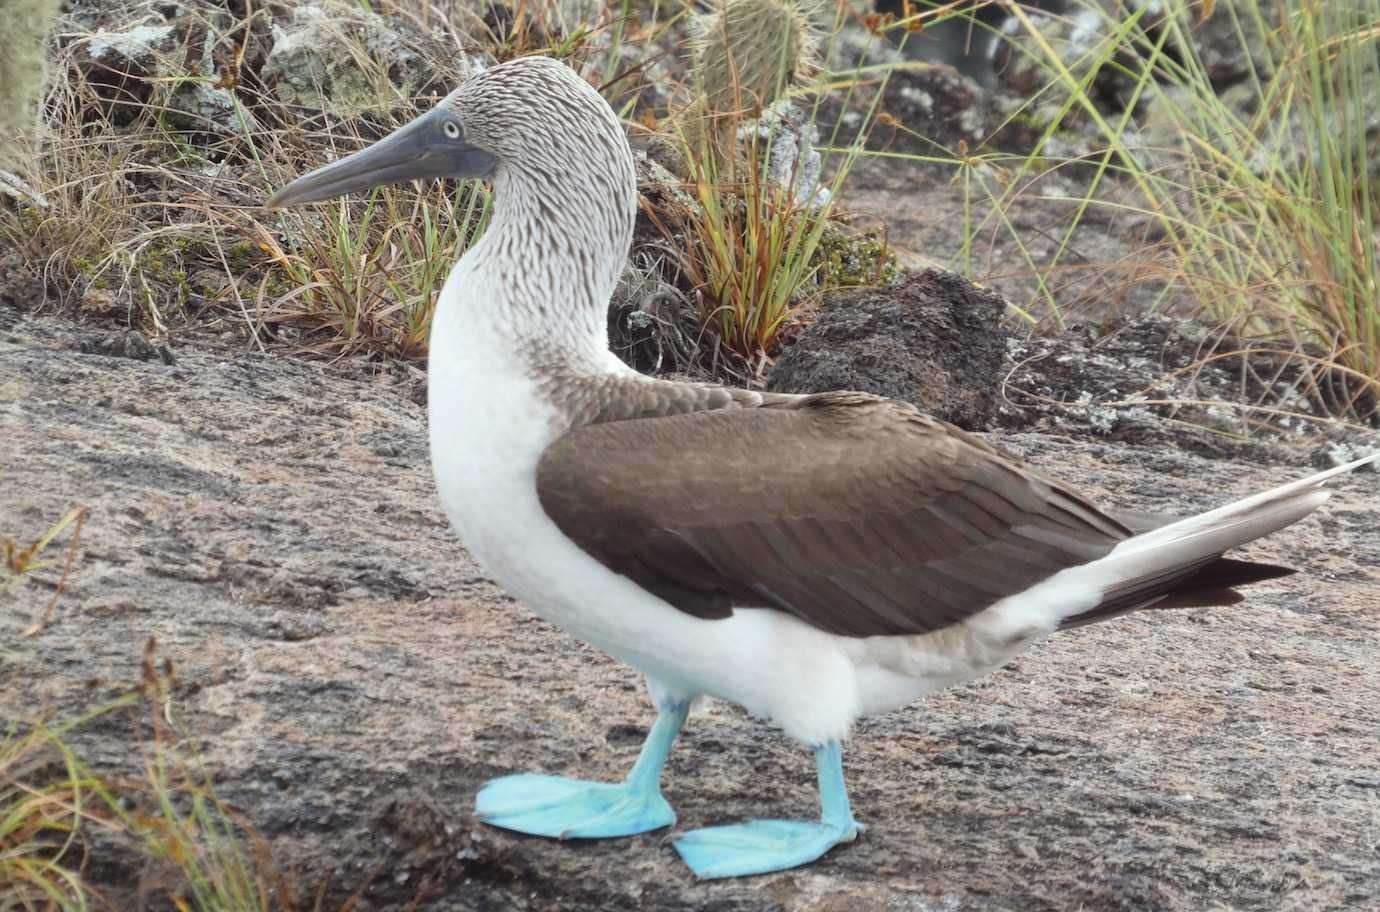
[5,516,286,911]
[106,647,287,912]
[0,41,237,330]
[651,0,900,373]
[3,644,323,912]
[1138,0,1380,417]
[674,147,838,371]
[1,694,138,912]
[1,721,100,912]
[247,181,491,359]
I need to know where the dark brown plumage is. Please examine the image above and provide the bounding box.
[537,390,1294,638]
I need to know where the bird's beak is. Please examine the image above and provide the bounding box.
[265,108,496,209]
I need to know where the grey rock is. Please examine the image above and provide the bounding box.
[998,314,1380,462]
[0,170,48,208]
[821,55,990,179]
[748,102,829,208]
[77,17,252,133]
[261,1,435,116]
[4,302,1380,910]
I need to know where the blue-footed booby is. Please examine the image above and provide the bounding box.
[267,55,1379,880]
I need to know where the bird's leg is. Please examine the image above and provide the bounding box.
[672,741,863,879]
[474,700,687,839]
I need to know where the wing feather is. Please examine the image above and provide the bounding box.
[536,392,1135,637]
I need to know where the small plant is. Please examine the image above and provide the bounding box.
[3,505,88,638]
[2,644,303,912]
[653,0,898,371]
[109,646,285,912]
[676,149,837,370]
[248,180,491,359]
[1,720,103,911]
[685,0,818,160]
[2,682,145,912]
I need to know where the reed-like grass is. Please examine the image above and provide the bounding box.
[649,0,903,373]
[675,144,839,372]
[2,719,105,912]
[247,181,491,358]
[888,0,1380,418]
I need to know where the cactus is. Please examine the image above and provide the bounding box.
[0,0,60,172]
[677,0,818,166]
[696,0,812,119]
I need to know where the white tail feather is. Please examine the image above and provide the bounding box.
[1021,452,1379,628]
[979,452,1375,640]
[1112,452,1378,557]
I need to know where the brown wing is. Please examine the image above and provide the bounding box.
[536,392,1135,637]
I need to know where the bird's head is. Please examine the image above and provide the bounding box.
[266,56,633,210]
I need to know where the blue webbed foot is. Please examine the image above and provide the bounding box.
[476,773,674,838]
[475,700,689,840]
[672,815,860,878]
[672,740,863,879]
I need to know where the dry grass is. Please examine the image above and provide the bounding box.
[2,713,116,912]
[0,0,703,361]
[2,641,339,912]
[1,0,892,372]
[4,509,292,911]
[5,0,1370,415]
[2,505,88,640]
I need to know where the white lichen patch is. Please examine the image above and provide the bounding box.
[896,85,934,115]
[746,101,830,208]
[1324,442,1380,470]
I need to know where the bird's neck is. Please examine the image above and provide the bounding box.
[436,163,636,373]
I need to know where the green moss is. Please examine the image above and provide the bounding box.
[224,239,259,268]
[132,236,197,309]
[812,225,899,289]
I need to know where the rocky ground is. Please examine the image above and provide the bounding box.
[4,2,1380,909]
[4,291,1379,911]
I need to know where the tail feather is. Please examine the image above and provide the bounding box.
[1112,453,1378,557]
[1057,453,1376,629]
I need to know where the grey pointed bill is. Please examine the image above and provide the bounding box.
[264,108,496,209]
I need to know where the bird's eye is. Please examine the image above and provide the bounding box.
[442,121,461,140]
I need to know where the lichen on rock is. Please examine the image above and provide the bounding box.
[77,15,252,134]
[261,1,426,116]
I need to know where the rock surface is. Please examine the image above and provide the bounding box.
[997,314,1380,463]
[4,301,1379,911]
[75,14,249,133]
[767,269,1009,430]
[262,1,426,116]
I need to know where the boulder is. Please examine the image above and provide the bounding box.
[76,17,250,133]
[766,268,1009,430]
[261,1,428,116]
